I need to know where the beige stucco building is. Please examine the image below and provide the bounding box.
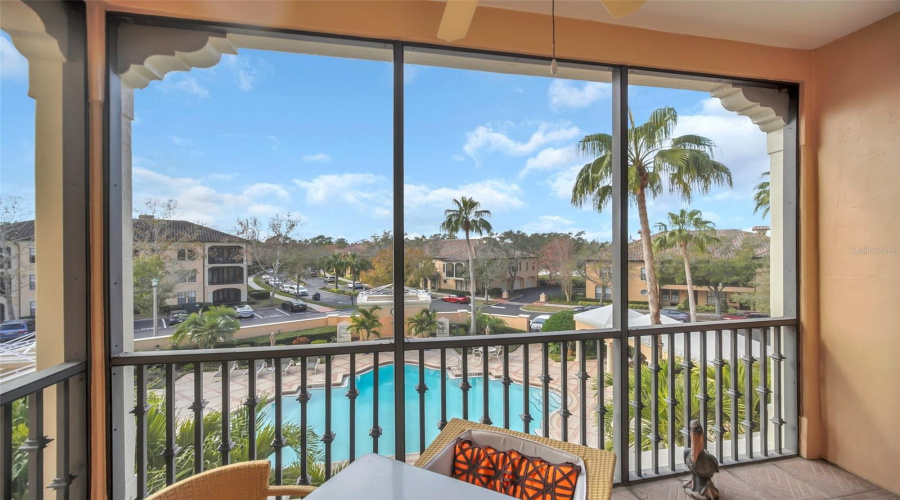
[585,228,769,310]
[425,238,539,292]
[1,221,38,320]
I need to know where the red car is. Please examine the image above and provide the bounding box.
[441,295,471,304]
[722,311,770,320]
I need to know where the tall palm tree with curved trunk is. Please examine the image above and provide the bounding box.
[440,197,493,335]
[654,209,720,323]
[171,306,240,349]
[348,306,382,341]
[753,171,770,217]
[345,253,372,305]
[572,107,732,325]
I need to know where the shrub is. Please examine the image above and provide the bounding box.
[249,290,270,300]
[311,339,328,344]
[541,310,576,333]
[488,287,503,297]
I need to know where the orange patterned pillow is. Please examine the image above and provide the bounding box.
[505,450,581,500]
[451,438,492,487]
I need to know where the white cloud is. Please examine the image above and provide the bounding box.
[548,80,610,109]
[207,173,238,181]
[171,75,209,99]
[267,136,281,150]
[520,145,579,178]
[451,154,465,162]
[463,122,581,162]
[132,167,295,227]
[0,37,27,81]
[405,179,524,212]
[302,153,333,163]
[522,215,611,242]
[222,54,273,91]
[404,66,419,84]
[547,164,584,201]
[293,174,390,213]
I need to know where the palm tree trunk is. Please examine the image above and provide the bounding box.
[466,230,477,335]
[681,245,697,323]
[636,188,661,325]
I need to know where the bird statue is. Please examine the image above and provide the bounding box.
[683,419,720,499]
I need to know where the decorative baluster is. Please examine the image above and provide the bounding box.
[666,332,677,472]
[417,350,428,452]
[729,329,740,462]
[772,326,784,454]
[743,329,755,459]
[163,364,178,486]
[131,366,149,497]
[560,341,570,443]
[191,363,207,474]
[503,347,511,430]
[347,354,358,463]
[274,359,284,484]
[633,336,642,476]
[758,327,770,457]
[245,360,258,460]
[714,330,725,462]
[481,345,492,425]
[597,339,606,450]
[540,343,551,438]
[650,335,660,475]
[439,349,447,430]
[2,402,13,499]
[298,356,310,485]
[324,355,334,478]
[578,340,588,446]
[521,343,532,434]
[461,349,470,420]
[22,390,50,499]
[370,352,382,453]
[220,362,232,466]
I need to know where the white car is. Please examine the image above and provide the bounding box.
[233,305,254,319]
[295,286,309,296]
[280,284,298,294]
[530,314,551,332]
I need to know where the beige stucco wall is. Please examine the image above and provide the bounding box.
[813,13,900,493]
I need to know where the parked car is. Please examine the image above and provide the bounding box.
[233,305,254,319]
[530,314,551,332]
[441,295,471,304]
[281,300,308,313]
[295,287,309,296]
[723,311,770,320]
[260,274,271,281]
[280,284,298,294]
[168,310,189,325]
[0,319,36,342]
[660,309,691,322]
[324,275,336,283]
[345,282,366,290]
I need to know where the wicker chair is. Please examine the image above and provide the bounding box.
[145,460,316,500]
[414,418,617,500]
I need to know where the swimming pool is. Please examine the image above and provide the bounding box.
[263,363,559,463]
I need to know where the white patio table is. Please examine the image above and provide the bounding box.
[304,453,511,499]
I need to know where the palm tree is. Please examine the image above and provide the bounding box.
[323,253,349,289]
[572,107,732,325]
[345,253,372,305]
[753,171,770,217]
[406,308,439,338]
[593,356,762,452]
[654,209,720,323]
[440,197,493,335]
[171,306,240,349]
[348,306,382,341]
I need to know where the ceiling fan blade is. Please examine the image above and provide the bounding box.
[438,0,479,42]
[600,0,645,19]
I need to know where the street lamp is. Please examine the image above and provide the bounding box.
[151,278,159,338]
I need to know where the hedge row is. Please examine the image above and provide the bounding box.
[248,290,271,300]
[231,326,337,348]
[322,287,360,297]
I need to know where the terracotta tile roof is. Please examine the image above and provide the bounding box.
[132,218,245,243]
[1,221,36,241]
[592,229,769,261]
[424,238,534,261]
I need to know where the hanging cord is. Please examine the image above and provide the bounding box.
[550,0,558,74]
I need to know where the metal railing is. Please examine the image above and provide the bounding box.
[1,361,87,499]
[110,317,797,497]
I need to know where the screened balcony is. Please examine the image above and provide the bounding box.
[1,0,897,499]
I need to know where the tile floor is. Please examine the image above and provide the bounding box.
[613,457,898,499]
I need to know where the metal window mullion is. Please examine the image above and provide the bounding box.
[392,42,407,463]
[610,65,630,484]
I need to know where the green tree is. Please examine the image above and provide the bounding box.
[348,306,383,341]
[594,356,763,452]
[171,306,240,349]
[753,171,770,217]
[690,247,761,317]
[406,308,439,338]
[440,197,493,335]
[572,107,732,325]
[323,253,349,287]
[132,254,175,317]
[653,209,720,322]
[474,312,508,335]
[142,392,342,495]
[344,253,372,305]
[542,310,576,360]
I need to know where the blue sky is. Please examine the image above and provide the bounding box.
[1,35,770,242]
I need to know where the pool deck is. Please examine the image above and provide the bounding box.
[160,345,607,446]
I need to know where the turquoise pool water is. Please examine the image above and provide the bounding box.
[263,363,559,463]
